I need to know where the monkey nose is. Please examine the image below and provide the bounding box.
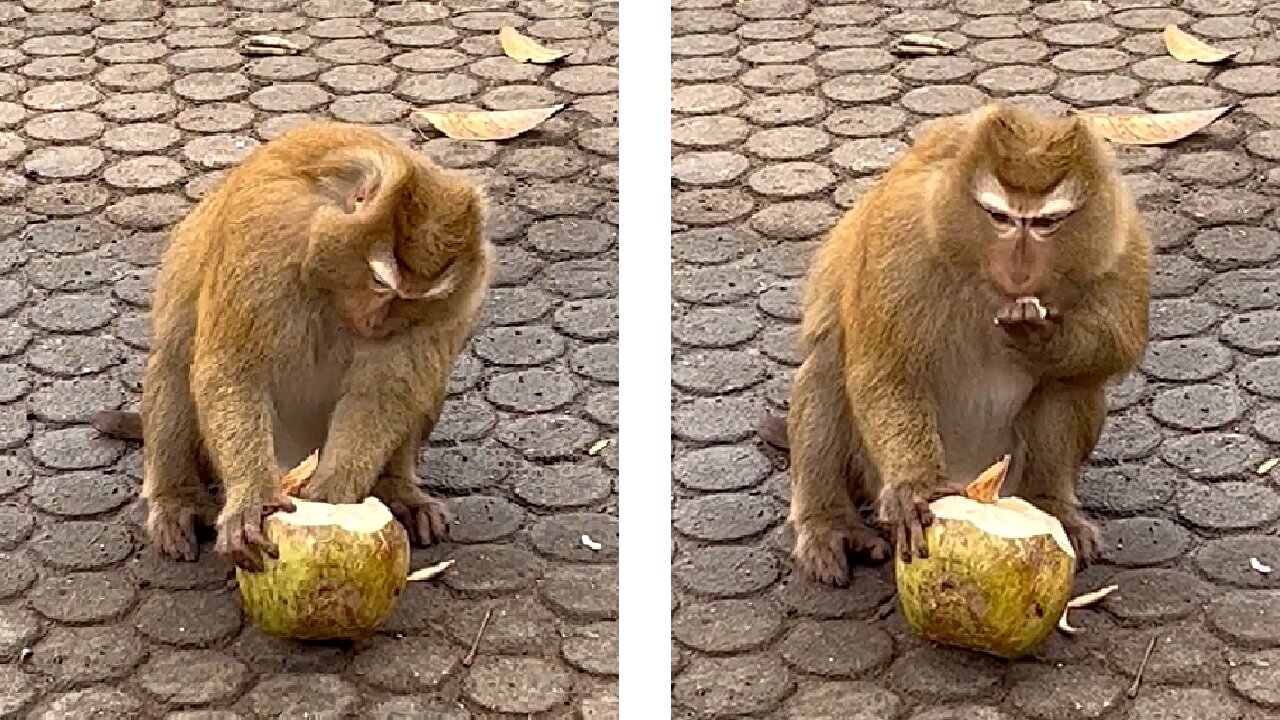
[1007,270,1031,292]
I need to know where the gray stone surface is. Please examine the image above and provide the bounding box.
[671,1,1280,717]
[0,0,617,716]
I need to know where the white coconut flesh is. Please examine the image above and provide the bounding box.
[273,497,395,533]
[929,495,1075,558]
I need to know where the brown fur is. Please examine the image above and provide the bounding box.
[94,122,492,571]
[774,103,1151,586]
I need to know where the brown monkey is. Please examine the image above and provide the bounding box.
[776,103,1150,586]
[94,122,492,571]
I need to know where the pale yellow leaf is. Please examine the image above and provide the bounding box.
[407,559,455,582]
[891,33,956,56]
[1163,24,1237,64]
[280,450,319,497]
[413,105,565,141]
[1058,584,1119,634]
[588,438,612,456]
[1073,106,1233,146]
[1258,458,1279,475]
[499,25,567,64]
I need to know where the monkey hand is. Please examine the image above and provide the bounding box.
[373,475,450,547]
[296,465,371,505]
[995,296,1060,354]
[214,492,295,572]
[876,483,962,562]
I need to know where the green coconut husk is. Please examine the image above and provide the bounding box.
[236,496,410,641]
[894,457,1077,659]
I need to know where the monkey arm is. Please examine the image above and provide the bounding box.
[842,354,947,492]
[188,361,280,512]
[1039,275,1148,382]
[306,330,451,504]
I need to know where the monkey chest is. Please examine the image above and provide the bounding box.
[270,345,351,471]
[931,362,1036,486]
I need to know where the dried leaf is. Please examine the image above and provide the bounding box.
[581,534,603,551]
[1067,584,1119,609]
[1257,458,1279,475]
[588,438,612,456]
[1252,557,1273,574]
[1073,106,1233,146]
[499,25,567,64]
[1163,24,1237,64]
[413,105,565,141]
[280,451,319,497]
[240,34,301,56]
[963,456,1010,504]
[407,559,455,582]
[1057,584,1119,634]
[892,33,956,56]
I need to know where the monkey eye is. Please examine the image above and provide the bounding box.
[985,209,1014,226]
[1030,214,1066,233]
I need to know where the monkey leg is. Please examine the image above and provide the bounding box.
[139,358,219,562]
[373,414,449,546]
[1014,381,1107,567]
[787,332,890,587]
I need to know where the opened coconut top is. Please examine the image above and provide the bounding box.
[929,456,1075,558]
[275,497,395,533]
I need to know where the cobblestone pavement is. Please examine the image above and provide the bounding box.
[0,0,618,717]
[671,1,1280,718]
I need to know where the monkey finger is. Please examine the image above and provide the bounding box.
[242,519,278,561]
[909,518,930,560]
[894,519,913,563]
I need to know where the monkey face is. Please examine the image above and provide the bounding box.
[972,171,1080,299]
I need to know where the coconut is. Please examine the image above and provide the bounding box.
[236,454,411,640]
[236,496,410,640]
[893,457,1076,659]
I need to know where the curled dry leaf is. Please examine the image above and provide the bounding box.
[1057,584,1119,634]
[892,33,956,56]
[413,105,566,141]
[1257,458,1278,475]
[240,34,302,57]
[1073,106,1233,146]
[1163,24,1237,64]
[499,25,568,64]
[407,558,455,582]
[280,451,319,497]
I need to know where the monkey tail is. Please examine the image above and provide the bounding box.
[93,410,144,442]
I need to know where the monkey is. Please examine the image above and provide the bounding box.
[770,102,1151,587]
[93,122,492,572]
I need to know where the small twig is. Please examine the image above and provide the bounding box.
[1127,636,1157,699]
[462,608,493,667]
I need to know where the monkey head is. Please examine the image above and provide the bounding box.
[303,140,487,340]
[945,103,1120,304]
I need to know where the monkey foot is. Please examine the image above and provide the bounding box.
[1060,514,1101,568]
[384,490,450,547]
[793,521,890,587]
[215,496,295,573]
[148,505,201,562]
